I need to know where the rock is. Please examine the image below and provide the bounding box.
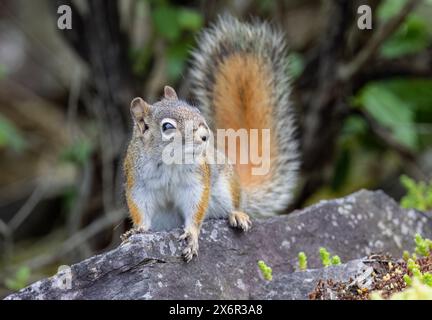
[5,190,432,300]
[254,259,372,300]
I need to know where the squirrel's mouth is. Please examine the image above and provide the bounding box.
[182,140,208,159]
[183,142,205,154]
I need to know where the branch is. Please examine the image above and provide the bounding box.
[301,0,354,171]
[23,209,126,271]
[355,48,432,87]
[9,186,45,231]
[359,110,416,161]
[338,0,421,81]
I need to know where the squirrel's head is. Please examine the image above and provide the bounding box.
[130,86,210,162]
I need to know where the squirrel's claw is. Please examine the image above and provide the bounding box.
[182,245,198,263]
[178,231,188,242]
[229,211,252,232]
[120,226,147,244]
[179,229,199,262]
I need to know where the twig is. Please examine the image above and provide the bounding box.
[144,39,167,101]
[355,48,432,86]
[338,0,421,81]
[0,219,11,238]
[24,209,126,270]
[0,1,69,90]
[111,157,127,246]
[66,66,82,137]
[100,125,116,216]
[0,219,13,262]
[359,109,416,161]
[67,162,93,235]
[9,186,45,231]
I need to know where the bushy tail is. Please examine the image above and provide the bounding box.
[189,15,299,216]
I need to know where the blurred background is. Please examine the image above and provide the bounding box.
[0,0,431,297]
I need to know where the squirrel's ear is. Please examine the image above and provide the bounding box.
[130,97,150,133]
[164,86,178,100]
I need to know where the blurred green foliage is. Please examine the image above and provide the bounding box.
[152,5,202,41]
[60,139,93,167]
[133,0,203,81]
[5,266,30,291]
[0,66,26,153]
[371,278,432,299]
[414,233,432,257]
[379,0,432,59]
[288,53,305,80]
[400,175,432,211]
[353,0,432,152]
[378,0,408,20]
[0,114,26,153]
[381,15,430,58]
[353,78,432,151]
[301,0,432,204]
[353,82,417,150]
[0,64,6,79]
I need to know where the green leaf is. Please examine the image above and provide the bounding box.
[166,42,191,80]
[354,84,418,150]
[5,266,31,291]
[16,266,30,282]
[288,52,305,79]
[298,252,308,271]
[342,115,368,136]
[331,148,351,192]
[375,79,432,112]
[400,175,432,211]
[177,8,203,31]
[60,139,92,166]
[257,260,273,281]
[377,0,408,22]
[0,64,6,79]
[423,273,432,286]
[380,16,430,59]
[319,247,331,267]
[0,114,26,152]
[152,6,181,41]
[131,46,153,76]
[403,274,412,286]
[415,233,430,256]
[331,255,341,265]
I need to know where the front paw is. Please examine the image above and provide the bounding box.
[121,226,147,244]
[228,211,252,232]
[178,229,199,263]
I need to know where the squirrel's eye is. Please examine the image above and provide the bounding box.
[162,122,175,131]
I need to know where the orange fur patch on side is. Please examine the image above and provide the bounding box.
[126,193,142,226]
[229,169,241,210]
[193,162,211,226]
[212,53,276,188]
[124,152,142,226]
